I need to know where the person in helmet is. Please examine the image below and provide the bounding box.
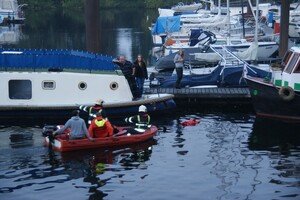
[124,105,151,135]
[88,110,113,138]
[79,99,105,124]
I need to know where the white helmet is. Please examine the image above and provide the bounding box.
[139,105,147,112]
[95,99,104,105]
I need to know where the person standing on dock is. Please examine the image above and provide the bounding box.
[112,55,140,100]
[174,50,184,89]
[133,54,148,98]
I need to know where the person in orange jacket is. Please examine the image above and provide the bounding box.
[88,110,113,138]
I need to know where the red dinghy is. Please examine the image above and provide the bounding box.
[43,126,158,152]
[181,118,200,126]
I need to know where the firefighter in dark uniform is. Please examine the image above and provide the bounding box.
[124,105,151,135]
[79,99,104,125]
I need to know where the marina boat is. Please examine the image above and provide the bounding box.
[153,46,270,88]
[0,49,176,120]
[43,125,158,152]
[0,0,27,24]
[171,2,203,12]
[244,46,300,122]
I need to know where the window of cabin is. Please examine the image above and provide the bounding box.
[284,53,299,74]
[42,81,56,90]
[294,59,300,73]
[9,80,32,100]
[282,50,293,69]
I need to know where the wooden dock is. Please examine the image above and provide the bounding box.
[144,87,253,110]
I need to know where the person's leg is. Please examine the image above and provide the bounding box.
[175,68,183,88]
[127,76,139,98]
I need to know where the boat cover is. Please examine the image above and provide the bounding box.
[152,16,181,35]
[0,48,115,71]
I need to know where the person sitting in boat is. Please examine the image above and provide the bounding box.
[79,99,104,124]
[124,105,151,135]
[53,110,93,141]
[88,110,114,138]
[112,55,140,100]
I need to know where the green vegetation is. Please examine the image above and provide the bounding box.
[18,0,194,10]
[18,0,284,10]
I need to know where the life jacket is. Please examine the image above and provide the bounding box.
[90,117,111,138]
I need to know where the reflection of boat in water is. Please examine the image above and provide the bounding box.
[0,0,27,24]
[0,24,22,44]
[59,137,156,164]
[248,117,300,152]
[0,49,176,121]
[245,47,300,122]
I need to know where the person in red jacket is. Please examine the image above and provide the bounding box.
[88,110,113,138]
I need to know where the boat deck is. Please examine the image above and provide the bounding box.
[144,87,252,109]
[145,87,250,98]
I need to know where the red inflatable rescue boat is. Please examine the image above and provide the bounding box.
[43,125,158,152]
[181,118,200,126]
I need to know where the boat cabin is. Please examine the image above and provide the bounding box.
[272,47,300,91]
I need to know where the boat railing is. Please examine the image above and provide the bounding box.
[0,48,117,72]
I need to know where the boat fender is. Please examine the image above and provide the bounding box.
[278,86,295,101]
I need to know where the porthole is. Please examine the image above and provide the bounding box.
[110,82,118,90]
[78,81,87,90]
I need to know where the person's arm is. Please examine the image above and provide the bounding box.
[82,122,93,141]
[174,54,179,63]
[132,66,136,76]
[53,120,71,135]
[144,62,148,79]
[88,123,94,138]
[106,121,114,136]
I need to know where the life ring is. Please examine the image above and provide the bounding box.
[278,86,295,101]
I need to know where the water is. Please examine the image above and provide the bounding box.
[0,113,300,200]
[1,6,300,200]
[1,7,157,63]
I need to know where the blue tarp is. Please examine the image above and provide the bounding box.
[0,48,116,71]
[152,16,181,35]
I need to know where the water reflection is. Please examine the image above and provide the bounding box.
[0,24,23,45]
[84,0,101,53]
[248,117,300,153]
[248,117,300,198]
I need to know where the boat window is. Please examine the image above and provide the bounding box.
[9,80,32,100]
[284,54,299,74]
[42,81,56,90]
[294,60,300,73]
[281,50,293,68]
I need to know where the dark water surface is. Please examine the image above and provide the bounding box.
[0,113,300,200]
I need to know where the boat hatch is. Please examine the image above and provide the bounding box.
[9,80,32,100]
